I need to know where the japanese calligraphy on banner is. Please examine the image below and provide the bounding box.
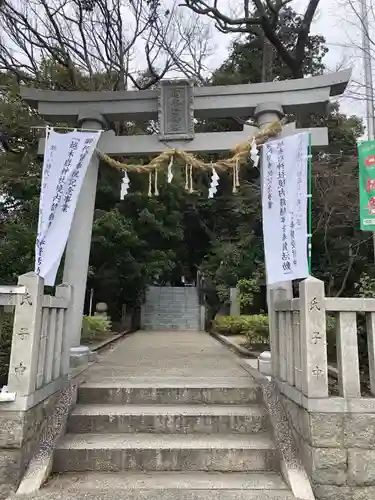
[35,129,102,286]
[358,140,375,230]
[262,132,309,285]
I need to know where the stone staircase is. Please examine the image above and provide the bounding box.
[141,286,201,331]
[34,378,295,499]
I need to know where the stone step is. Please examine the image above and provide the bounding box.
[144,308,199,311]
[142,315,199,318]
[144,311,199,315]
[143,303,199,306]
[149,299,199,302]
[141,317,200,322]
[144,296,198,299]
[53,433,278,473]
[77,382,262,405]
[35,472,294,500]
[68,404,268,434]
[145,300,199,304]
[142,307,199,311]
[20,489,295,500]
[146,290,198,292]
[144,300,199,303]
[142,319,200,324]
[141,324,200,327]
[44,471,291,490]
[146,293,198,296]
[141,320,200,324]
[142,313,200,318]
[141,326,200,331]
[141,316,200,320]
[141,322,200,326]
[141,310,199,314]
[145,298,199,302]
[142,312,200,315]
[143,307,199,309]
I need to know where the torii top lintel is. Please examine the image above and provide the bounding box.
[21,70,351,124]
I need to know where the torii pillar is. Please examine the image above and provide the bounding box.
[62,113,108,361]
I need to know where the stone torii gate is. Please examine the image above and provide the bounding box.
[21,70,351,360]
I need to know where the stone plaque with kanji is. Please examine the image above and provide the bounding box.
[158,80,194,141]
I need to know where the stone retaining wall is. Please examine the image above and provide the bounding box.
[0,383,77,499]
[281,395,375,500]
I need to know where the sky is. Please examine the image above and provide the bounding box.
[202,0,368,123]
[306,0,366,117]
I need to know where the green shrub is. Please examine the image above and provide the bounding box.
[238,273,262,312]
[81,315,112,342]
[213,314,269,345]
[0,312,14,386]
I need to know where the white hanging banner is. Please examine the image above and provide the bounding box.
[35,129,102,286]
[262,132,309,285]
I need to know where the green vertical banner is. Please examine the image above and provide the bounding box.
[359,140,375,231]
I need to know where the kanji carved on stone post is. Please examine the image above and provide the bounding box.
[299,277,328,398]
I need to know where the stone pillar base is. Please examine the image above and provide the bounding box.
[258,351,272,377]
[70,346,91,367]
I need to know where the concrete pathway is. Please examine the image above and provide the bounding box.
[83,330,252,384]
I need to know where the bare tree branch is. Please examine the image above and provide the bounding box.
[153,6,214,83]
[181,0,322,78]
[0,0,214,90]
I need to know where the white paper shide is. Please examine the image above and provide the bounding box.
[35,129,102,286]
[120,171,130,199]
[262,132,309,285]
[208,166,219,198]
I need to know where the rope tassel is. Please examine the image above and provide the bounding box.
[154,170,159,196]
[232,165,237,193]
[235,158,240,187]
[148,171,152,197]
[189,164,193,193]
[148,170,159,197]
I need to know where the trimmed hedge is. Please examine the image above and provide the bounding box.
[81,315,112,342]
[213,314,269,346]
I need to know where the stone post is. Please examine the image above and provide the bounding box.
[270,286,290,381]
[62,112,107,359]
[336,311,361,398]
[299,277,328,398]
[254,102,293,375]
[269,288,280,378]
[7,272,44,396]
[55,283,72,376]
[199,305,205,331]
[229,287,240,316]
